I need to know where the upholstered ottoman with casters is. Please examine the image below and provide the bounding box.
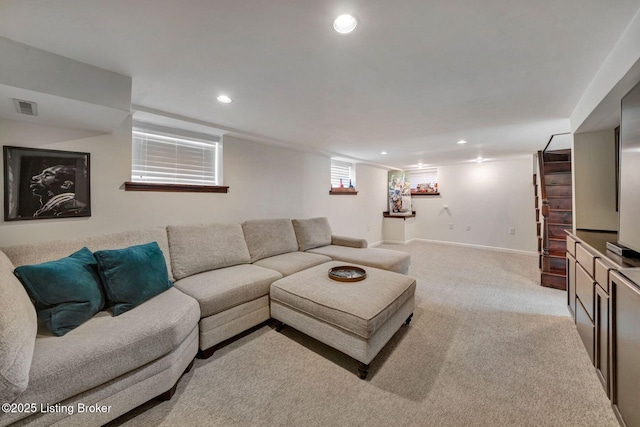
[270,261,416,379]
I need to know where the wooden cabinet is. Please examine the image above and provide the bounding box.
[566,231,640,427]
[610,271,640,427]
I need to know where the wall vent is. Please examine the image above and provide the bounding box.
[13,99,38,116]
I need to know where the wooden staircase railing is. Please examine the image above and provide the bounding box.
[537,133,572,290]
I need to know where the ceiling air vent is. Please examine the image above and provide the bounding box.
[13,99,38,116]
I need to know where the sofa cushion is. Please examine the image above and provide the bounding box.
[94,242,172,316]
[307,245,411,275]
[14,247,105,336]
[174,264,282,318]
[167,223,251,280]
[242,218,299,263]
[253,252,331,276]
[12,287,199,409]
[2,227,176,282]
[0,251,37,403]
[292,217,332,251]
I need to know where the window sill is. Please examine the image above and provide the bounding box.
[329,188,358,195]
[124,182,229,193]
[410,192,440,196]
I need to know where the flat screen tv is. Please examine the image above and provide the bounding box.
[618,80,640,253]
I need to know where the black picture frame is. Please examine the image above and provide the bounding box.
[3,146,91,221]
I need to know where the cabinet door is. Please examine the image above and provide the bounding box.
[567,254,576,320]
[611,272,640,427]
[594,284,609,396]
[575,297,595,363]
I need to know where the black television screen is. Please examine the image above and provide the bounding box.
[618,80,640,253]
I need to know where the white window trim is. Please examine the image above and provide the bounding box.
[129,121,223,191]
[331,159,356,189]
[409,168,438,193]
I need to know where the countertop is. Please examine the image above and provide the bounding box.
[568,229,640,269]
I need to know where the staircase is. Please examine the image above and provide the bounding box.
[536,148,572,290]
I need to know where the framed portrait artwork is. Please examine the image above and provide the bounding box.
[3,146,91,221]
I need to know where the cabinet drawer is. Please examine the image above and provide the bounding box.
[595,258,610,294]
[575,297,595,364]
[576,263,595,320]
[576,244,596,277]
[566,234,577,256]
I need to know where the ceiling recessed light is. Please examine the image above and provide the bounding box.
[217,95,232,103]
[457,140,467,144]
[333,14,358,34]
[380,151,388,155]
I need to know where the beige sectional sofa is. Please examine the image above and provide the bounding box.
[0,217,410,426]
[0,229,200,427]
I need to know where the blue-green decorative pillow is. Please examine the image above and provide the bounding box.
[14,247,105,336]
[94,242,172,316]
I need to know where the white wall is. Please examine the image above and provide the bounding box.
[409,157,537,253]
[573,129,618,231]
[0,118,386,247]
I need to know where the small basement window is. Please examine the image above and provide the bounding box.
[330,159,357,195]
[125,122,227,193]
[409,168,439,195]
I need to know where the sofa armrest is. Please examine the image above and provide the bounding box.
[331,235,368,248]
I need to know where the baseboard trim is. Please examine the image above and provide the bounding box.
[372,240,406,246]
[383,238,538,257]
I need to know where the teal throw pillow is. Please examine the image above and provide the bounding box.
[14,247,105,336]
[94,242,172,316]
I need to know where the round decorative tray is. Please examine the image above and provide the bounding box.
[328,265,367,282]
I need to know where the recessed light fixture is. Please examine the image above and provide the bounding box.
[380,151,388,155]
[475,157,485,163]
[333,14,358,34]
[457,139,467,144]
[217,95,232,104]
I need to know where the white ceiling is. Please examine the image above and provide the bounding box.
[1,0,639,169]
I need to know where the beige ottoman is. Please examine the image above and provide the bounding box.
[270,261,416,379]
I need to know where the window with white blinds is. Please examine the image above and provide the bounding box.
[409,168,438,190]
[330,159,355,188]
[132,123,221,186]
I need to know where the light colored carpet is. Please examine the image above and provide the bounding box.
[108,241,617,427]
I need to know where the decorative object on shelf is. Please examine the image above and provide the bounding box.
[328,265,367,282]
[3,146,91,221]
[388,170,412,216]
[411,182,439,196]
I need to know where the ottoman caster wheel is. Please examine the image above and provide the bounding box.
[405,313,414,326]
[357,362,369,380]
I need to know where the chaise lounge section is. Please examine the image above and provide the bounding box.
[292,217,411,274]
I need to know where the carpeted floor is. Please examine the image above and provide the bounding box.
[108,241,618,427]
